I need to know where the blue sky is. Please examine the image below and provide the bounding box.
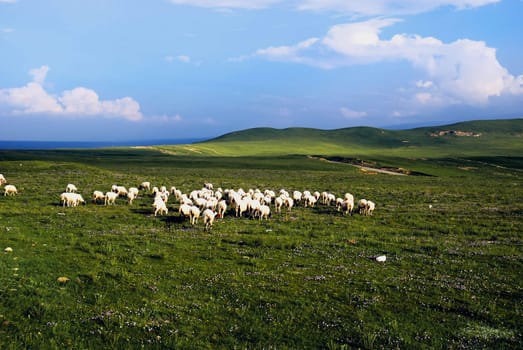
[0,0,522,141]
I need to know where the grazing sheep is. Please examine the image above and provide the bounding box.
[179,203,192,219]
[357,199,375,216]
[304,194,317,207]
[140,181,151,191]
[194,197,207,210]
[65,183,78,193]
[151,186,160,195]
[366,200,376,216]
[0,174,6,185]
[274,196,284,213]
[284,197,294,212]
[127,191,138,205]
[258,205,271,220]
[293,191,302,204]
[190,206,201,225]
[337,197,354,215]
[115,186,128,197]
[235,199,248,217]
[203,209,218,230]
[92,190,105,204]
[357,199,368,215]
[71,193,85,206]
[217,200,227,218]
[248,199,261,218]
[104,191,118,205]
[4,184,17,196]
[204,182,214,190]
[153,198,168,216]
[60,192,85,207]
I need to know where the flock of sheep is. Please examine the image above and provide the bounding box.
[1,173,376,230]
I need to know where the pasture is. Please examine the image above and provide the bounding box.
[0,141,522,348]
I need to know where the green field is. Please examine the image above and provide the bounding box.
[0,119,522,349]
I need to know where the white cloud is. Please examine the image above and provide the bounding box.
[147,114,184,123]
[416,80,434,88]
[1,27,14,33]
[177,55,191,63]
[168,0,498,14]
[168,0,279,9]
[297,0,500,16]
[340,107,367,119]
[0,0,18,3]
[29,65,50,85]
[250,18,523,106]
[0,66,143,121]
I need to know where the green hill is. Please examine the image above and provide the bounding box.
[153,118,523,157]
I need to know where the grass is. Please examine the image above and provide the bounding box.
[0,119,522,348]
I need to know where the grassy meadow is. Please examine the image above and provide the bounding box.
[0,119,522,349]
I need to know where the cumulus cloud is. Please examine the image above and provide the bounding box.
[249,18,523,106]
[0,66,143,121]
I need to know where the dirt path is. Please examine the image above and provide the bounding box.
[348,164,407,176]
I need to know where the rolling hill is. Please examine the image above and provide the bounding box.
[152,118,523,158]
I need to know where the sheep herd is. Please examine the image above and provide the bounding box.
[1,173,376,230]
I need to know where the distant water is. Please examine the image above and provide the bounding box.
[0,138,206,150]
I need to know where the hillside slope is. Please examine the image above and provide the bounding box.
[154,118,523,157]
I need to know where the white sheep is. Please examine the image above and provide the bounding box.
[274,196,284,213]
[304,194,317,207]
[357,199,368,215]
[92,190,105,204]
[153,198,168,216]
[203,209,217,230]
[60,192,85,207]
[190,206,201,225]
[217,199,227,218]
[65,183,78,193]
[0,174,6,185]
[127,191,138,205]
[140,181,151,191]
[258,205,271,220]
[71,193,85,206]
[366,200,376,216]
[293,191,302,204]
[104,191,118,205]
[358,199,375,216]
[337,197,354,215]
[284,197,294,212]
[115,186,128,197]
[235,199,248,217]
[4,184,17,196]
[179,203,192,219]
[204,182,214,190]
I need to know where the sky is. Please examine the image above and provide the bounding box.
[0,0,522,141]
